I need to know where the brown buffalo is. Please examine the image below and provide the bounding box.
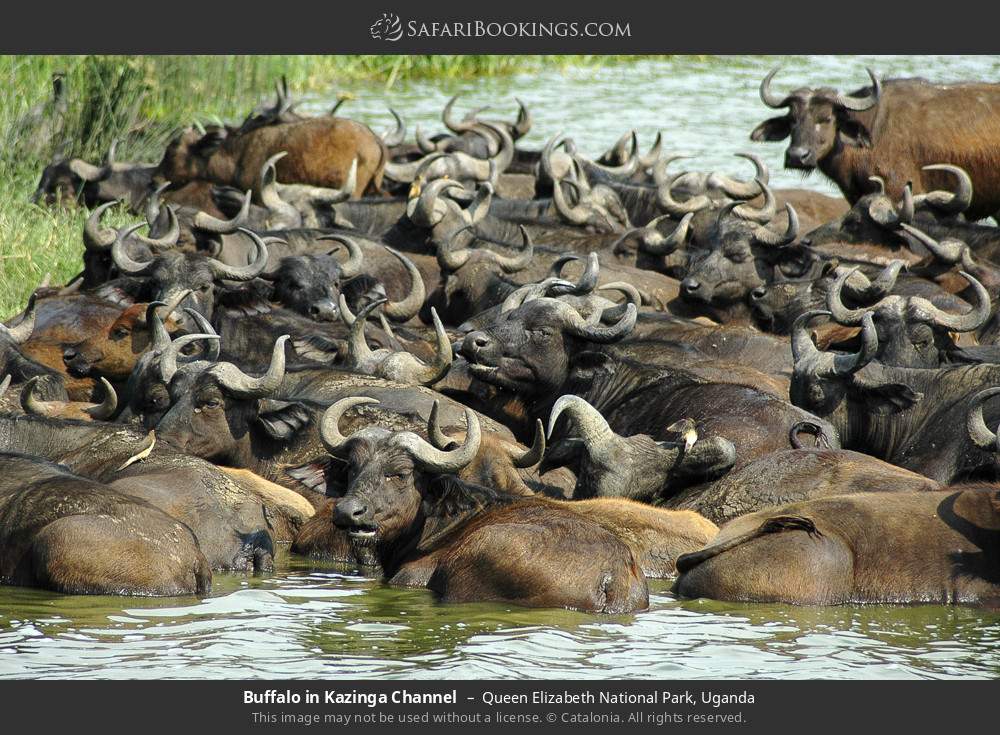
[751,68,1000,220]
[155,118,387,199]
[675,486,1000,605]
[321,397,718,611]
[0,453,211,596]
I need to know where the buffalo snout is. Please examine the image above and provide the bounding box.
[785,146,815,169]
[333,497,370,529]
[460,330,495,361]
[681,277,702,295]
[309,300,339,322]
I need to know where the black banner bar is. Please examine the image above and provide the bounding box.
[2,1,999,53]
[1,680,994,732]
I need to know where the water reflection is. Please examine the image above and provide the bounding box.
[2,550,999,679]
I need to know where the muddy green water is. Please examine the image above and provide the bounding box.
[3,55,1000,679]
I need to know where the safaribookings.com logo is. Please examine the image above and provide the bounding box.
[369,15,631,41]
[370,13,404,41]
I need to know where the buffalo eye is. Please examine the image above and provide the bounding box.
[111,326,130,339]
[197,398,222,411]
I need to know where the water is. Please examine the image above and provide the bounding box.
[4,55,1000,679]
[2,550,999,679]
[303,54,1000,197]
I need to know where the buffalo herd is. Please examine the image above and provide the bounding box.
[4,68,1000,611]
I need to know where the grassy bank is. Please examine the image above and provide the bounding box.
[0,54,650,319]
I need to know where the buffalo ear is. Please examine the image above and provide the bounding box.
[750,116,792,142]
[256,399,311,441]
[851,375,922,414]
[285,455,339,494]
[837,118,873,148]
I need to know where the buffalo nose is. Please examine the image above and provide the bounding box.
[461,330,493,358]
[785,146,813,167]
[309,301,338,321]
[681,278,701,294]
[750,286,767,301]
[333,497,369,528]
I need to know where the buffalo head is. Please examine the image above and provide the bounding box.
[750,68,880,170]
[459,295,636,398]
[322,396,481,548]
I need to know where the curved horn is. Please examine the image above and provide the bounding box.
[827,267,874,325]
[552,178,592,225]
[143,301,172,353]
[1,293,37,345]
[193,189,251,234]
[437,223,475,271]
[382,108,406,147]
[343,296,383,368]
[708,153,770,200]
[394,307,452,386]
[844,259,906,302]
[832,67,881,111]
[182,308,221,361]
[382,247,426,322]
[546,395,618,461]
[640,212,693,256]
[111,224,157,276]
[427,399,453,449]
[82,377,118,420]
[834,312,878,375]
[733,178,777,223]
[259,152,301,228]
[570,251,600,294]
[158,333,220,384]
[900,223,974,269]
[912,271,990,333]
[21,377,61,418]
[144,181,170,229]
[318,234,365,279]
[918,164,973,215]
[396,407,480,473]
[638,131,663,170]
[415,125,441,154]
[319,396,380,455]
[490,225,534,274]
[407,177,464,227]
[791,309,878,376]
[654,160,712,216]
[597,281,642,323]
[554,299,636,343]
[547,253,582,279]
[512,97,532,139]
[0,374,9,398]
[509,419,545,468]
[442,95,475,134]
[206,228,269,281]
[83,201,118,251]
[790,310,827,365]
[129,206,179,252]
[967,387,1000,451]
[385,151,447,184]
[759,68,789,108]
[211,335,288,399]
[753,204,800,247]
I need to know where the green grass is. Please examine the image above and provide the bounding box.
[0,54,656,320]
